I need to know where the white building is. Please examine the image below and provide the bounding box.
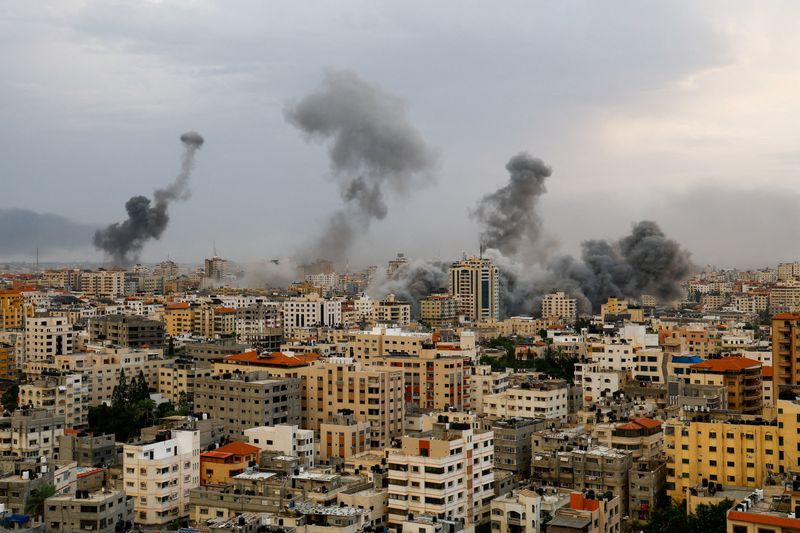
[24,316,75,364]
[282,294,343,335]
[483,382,569,420]
[386,420,494,530]
[123,429,200,526]
[19,373,88,428]
[244,425,314,468]
[468,365,510,415]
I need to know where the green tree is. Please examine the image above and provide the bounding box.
[111,369,129,409]
[131,370,150,403]
[167,337,176,357]
[176,391,193,416]
[26,484,56,517]
[645,498,733,533]
[1,384,19,412]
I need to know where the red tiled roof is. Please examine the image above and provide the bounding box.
[690,357,761,372]
[728,511,800,529]
[215,307,236,314]
[200,451,234,460]
[763,365,773,378]
[165,302,190,310]
[224,351,320,368]
[215,441,259,456]
[774,313,800,320]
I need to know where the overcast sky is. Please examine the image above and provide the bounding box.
[2,0,800,269]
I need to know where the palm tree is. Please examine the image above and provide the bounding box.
[26,484,56,517]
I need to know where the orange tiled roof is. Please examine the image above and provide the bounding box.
[224,351,320,368]
[774,313,800,320]
[690,357,760,372]
[215,441,260,456]
[728,511,800,529]
[215,307,236,314]
[763,365,774,378]
[165,302,190,310]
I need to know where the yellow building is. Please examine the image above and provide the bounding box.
[0,343,15,380]
[772,313,800,387]
[665,399,800,499]
[689,357,763,415]
[199,441,260,485]
[164,302,195,336]
[0,290,27,330]
[600,297,644,322]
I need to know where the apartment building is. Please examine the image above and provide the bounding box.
[19,373,88,427]
[244,424,314,468]
[0,290,28,329]
[318,410,371,464]
[772,313,800,387]
[282,294,343,334]
[44,489,133,533]
[0,407,65,459]
[89,314,165,349]
[373,350,467,411]
[545,492,622,533]
[591,418,663,460]
[420,294,460,328]
[491,417,539,476]
[542,292,577,324]
[193,371,302,437]
[156,359,212,405]
[0,342,15,380]
[348,326,431,365]
[79,270,126,298]
[374,294,411,326]
[532,447,632,514]
[386,419,495,530]
[469,365,510,415]
[449,256,499,322]
[59,430,116,467]
[483,381,570,420]
[122,429,200,526]
[32,346,164,406]
[24,315,74,364]
[688,357,763,414]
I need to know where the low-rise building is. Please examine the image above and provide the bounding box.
[44,489,133,533]
[483,380,570,420]
[244,425,314,468]
[200,441,260,485]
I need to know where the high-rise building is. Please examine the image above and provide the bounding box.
[0,290,28,330]
[204,255,228,282]
[420,294,460,328]
[449,256,499,322]
[772,313,800,387]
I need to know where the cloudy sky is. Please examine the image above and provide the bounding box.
[2,0,799,269]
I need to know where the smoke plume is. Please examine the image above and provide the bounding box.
[93,132,205,265]
[472,152,553,257]
[367,258,450,315]
[0,208,96,258]
[285,70,437,264]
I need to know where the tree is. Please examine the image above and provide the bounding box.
[111,369,129,409]
[1,384,19,412]
[645,498,733,533]
[26,484,56,517]
[131,370,150,403]
[167,337,176,358]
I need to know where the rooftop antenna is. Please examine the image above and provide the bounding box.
[35,247,39,273]
[213,240,217,258]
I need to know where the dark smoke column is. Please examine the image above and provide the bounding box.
[93,131,205,265]
[472,152,552,258]
[284,70,437,264]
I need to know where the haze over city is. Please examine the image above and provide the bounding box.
[3,1,800,268]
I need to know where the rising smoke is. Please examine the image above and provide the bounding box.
[472,152,553,258]
[367,258,451,315]
[0,208,96,258]
[285,70,437,264]
[93,132,205,265]
[374,150,694,317]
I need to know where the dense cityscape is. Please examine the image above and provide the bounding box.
[0,253,798,533]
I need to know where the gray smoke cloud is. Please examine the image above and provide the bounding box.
[285,70,437,264]
[367,258,450,315]
[93,131,205,265]
[472,152,553,258]
[493,220,694,316]
[468,153,694,316]
[0,208,96,259]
